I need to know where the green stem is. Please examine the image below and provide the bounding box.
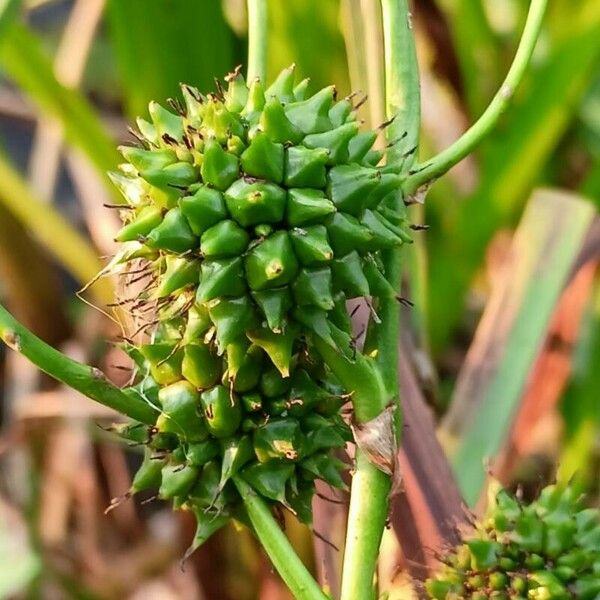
[233,476,327,600]
[403,0,548,194]
[0,303,158,425]
[246,0,267,82]
[339,3,420,599]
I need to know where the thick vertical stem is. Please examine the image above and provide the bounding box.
[340,3,420,599]
[246,0,267,82]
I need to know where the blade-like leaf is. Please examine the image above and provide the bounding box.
[442,188,595,505]
[0,24,120,184]
[106,0,236,118]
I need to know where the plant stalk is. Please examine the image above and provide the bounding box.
[403,0,548,194]
[246,0,267,82]
[233,477,327,600]
[0,303,158,425]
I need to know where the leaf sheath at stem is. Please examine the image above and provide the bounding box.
[233,476,327,600]
[0,303,158,425]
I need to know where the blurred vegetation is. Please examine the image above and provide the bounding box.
[0,0,598,598]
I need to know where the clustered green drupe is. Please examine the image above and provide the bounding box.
[426,484,600,599]
[105,65,411,551]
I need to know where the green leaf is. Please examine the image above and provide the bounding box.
[442,189,595,505]
[0,0,20,39]
[106,0,236,118]
[427,6,600,352]
[0,24,120,187]
[0,153,111,303]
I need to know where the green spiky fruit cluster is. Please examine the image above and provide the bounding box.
[107,65,410,546]
[426,484,600,600]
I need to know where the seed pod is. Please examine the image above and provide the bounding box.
[200,139,239,190]
[156,380,206,442]
[147,207,197,253]
[180,187,228,235]
[200,385,242,438]
[284,146,329,188]
[200,220,250,258]
[186,439,220,466]
[290,226,333,266]
[130,449,165,494]
[254,418,304,462]
[286,188,336,227]
[240,132,284,183]
[140,342,183,385]
[116,205,163,242]
[241,461,294,503]
[182,343,221,389]
[159,463,199,499]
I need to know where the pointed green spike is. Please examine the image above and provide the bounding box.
[331,251,370,297]
[141,161,197,188]
[183,304,212,343]
[130,449,164,494]
[148,101,184,141]
[136,117,159,145]
[224,67,249,112]
[224,178,286,227]
[292,267,334,311]
[200,139,239,190]
[293,78,310,101]
[240,132,284,183]
[227,134,246,156]
[254,419,304,463]
[115,205,163,242]
[242,461,295,503]
[326,212,373,255]
[180,186,228,235]
[284,86,335,134]
[327,164,381,214]
[108,171,146,205]
[228,341,264,392]
[200,220,250,258]
[201,97,245,142]
[247,325,298,377]
[286,188,336,227]
[245,231,299,290]
[303,122,359,165]
[301,453,347,489]
[146,207,198,252]
[208,296,257,350]
[365,173,402,208]
[348,131,378,163]
[196,257,246,302]
[156,256,200,297]
[182,343,221,389]
[220,436,254,488]
[259,97,303,144]
[293,306,336,347]
[329,99,353,128]
[120,146,178,172]
[265,64,296,103]
[184,510,228,558]
[283,146,329,187]
[363,149,383,166]
[373,209,413,243]
[251,287,292,331]
[361,209,404,249]
[181,84,205,121]
[290,225,333,266]
[242,77,266,122]
[362,255,396,298]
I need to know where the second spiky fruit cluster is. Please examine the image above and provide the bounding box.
[108,65,410,547]
[426,484,600,600]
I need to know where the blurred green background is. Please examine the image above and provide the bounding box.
[0,0,598,598]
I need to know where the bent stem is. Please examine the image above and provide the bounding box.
[0,303,158,425]
[233,476,327,600]
[403,0,548,194]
